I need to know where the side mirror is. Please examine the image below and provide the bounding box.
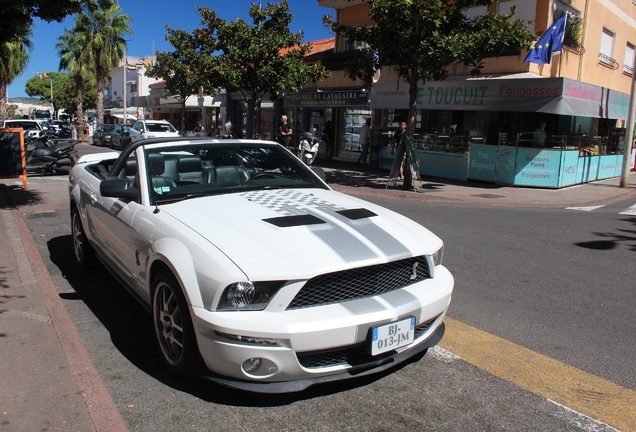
[100,178,138,200]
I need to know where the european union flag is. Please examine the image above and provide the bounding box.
[524,15,567,65]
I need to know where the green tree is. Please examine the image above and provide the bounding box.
[25,71,68,118]
[0,0,87,46]
[58,27,94,139]
[325,0,534,187]
[56,76,97,117]
[147,27,206,133]
[192,1,330,137]
[76,0,132,124]
[0,32,32,120]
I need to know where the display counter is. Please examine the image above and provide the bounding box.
[376,133,632,189]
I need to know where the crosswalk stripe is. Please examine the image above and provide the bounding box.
[619,204,636,215]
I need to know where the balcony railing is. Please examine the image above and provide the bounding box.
[623,64,634,76]
[598,53,619,70]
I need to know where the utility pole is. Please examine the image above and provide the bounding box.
[122,48,127,125]
[620,53,636,187]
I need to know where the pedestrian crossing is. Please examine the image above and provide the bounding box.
[566,203,636,214]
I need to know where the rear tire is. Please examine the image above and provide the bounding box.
[71,206,95,269]
[152,269,199,378]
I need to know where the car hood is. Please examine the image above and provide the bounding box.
[159,188,442,280]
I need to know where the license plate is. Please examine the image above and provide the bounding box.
[369,316,416,355]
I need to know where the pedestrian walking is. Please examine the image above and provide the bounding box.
[357,118,371,166]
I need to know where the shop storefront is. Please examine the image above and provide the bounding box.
[283,89,370,159]
[371,76,634,188]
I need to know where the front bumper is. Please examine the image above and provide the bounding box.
[191,266,453,393]
[200,322,444,393]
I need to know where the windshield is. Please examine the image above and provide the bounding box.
[147,122,176,133]
[141,142,327,205]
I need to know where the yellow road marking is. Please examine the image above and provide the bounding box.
[439,318,636,432]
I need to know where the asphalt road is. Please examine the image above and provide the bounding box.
[17,142,635,431]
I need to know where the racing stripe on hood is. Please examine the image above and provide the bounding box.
[241,189,409,261]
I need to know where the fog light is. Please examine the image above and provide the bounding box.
[242,358,262,373]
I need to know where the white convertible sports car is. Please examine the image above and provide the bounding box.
[68,138,454,393]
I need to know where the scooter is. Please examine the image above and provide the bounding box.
[26,139,79,175]
[298,132,321,165]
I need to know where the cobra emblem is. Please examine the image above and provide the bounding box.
[410,262,419,280]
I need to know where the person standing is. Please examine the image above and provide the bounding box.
[224,117,233,137]
[357,118,371,166]
[277,115,293,149]
[533,120,547,147]
[389,121,412,188]
[323,120,334,161]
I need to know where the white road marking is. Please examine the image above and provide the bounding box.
[566,206,605,212]
[619,204,636,215]
[547,399,621,432]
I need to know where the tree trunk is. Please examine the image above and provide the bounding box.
[96,67,106,125]
[180,96,186,134]
[75,74,85,141]
[0,77,8,121]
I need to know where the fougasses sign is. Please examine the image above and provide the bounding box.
[371,77,631,120]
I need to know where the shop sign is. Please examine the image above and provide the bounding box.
[514,148,560,188]
[467,144,497,182]
[284,90,369,107]
[371,77,630,120]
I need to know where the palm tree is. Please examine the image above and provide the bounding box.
[76,0,132,124]
[0,30,32,121]
[58,27,92,140]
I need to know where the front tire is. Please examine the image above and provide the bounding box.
[152,269,198,377]
[71,206,95,269]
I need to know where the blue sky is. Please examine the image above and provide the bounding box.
[8,0,335,98]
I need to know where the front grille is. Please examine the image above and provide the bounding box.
[287,256,430,310]
[297,316,439,369]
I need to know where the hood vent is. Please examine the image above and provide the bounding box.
[336,208,377,220]
[263,214,325,227]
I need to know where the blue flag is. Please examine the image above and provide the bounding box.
[524,15,567,65]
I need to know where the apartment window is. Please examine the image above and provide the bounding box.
[497,0,535,32]
[463,5,487,20]
[624,43,635,75]
[599,28,617,67]
[343,38,369,52]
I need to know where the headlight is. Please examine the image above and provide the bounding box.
[431,245,444,266]
[217,281,285,311]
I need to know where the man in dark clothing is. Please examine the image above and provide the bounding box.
[277,115,293,148]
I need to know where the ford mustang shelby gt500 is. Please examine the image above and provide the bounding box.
[68,138,454,393]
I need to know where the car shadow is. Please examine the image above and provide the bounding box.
[45,234,423,405]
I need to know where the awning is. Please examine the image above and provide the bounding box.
[370,77,631,120]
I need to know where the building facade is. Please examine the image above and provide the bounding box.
[314,0,636,187]
[105,56,161,123]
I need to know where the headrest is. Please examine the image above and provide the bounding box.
[147,153,165,175]
[124,158,137,176]
[177,156,202,173]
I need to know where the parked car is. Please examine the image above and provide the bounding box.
[110,124,131,150]
[68,138,454,393]
[130,119,179,142]
[1,119,45,139]
[92,124,117,146]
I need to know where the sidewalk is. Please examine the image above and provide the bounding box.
[323,161,636,207]
[0,163,635,431]
[0,177,127,432]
